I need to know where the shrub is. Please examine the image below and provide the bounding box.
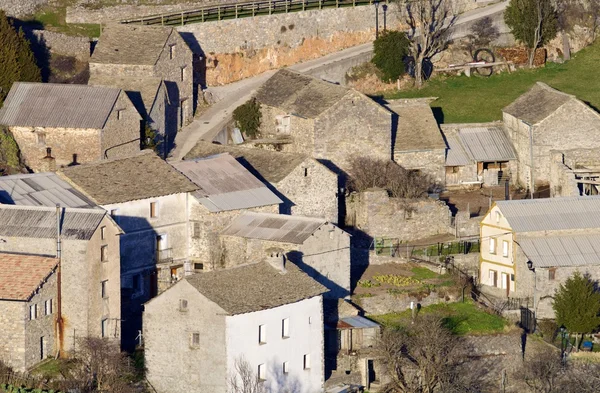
[232,98,262,139]
[371,30,410,82]
[0,127,20,169]
[537,319,558,343]
[504,0,558,50]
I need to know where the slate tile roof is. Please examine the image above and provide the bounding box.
[184,261,326,315]
[0,83,121,129]
[90,24,174,66]
[387,100,446,152]
[59,150,199,205]
[255,69,349,118]
[503,82,573,125]
[0,205,109,240]
[184,141,309,183]
[0,253,58,301]
[88,74,163,118]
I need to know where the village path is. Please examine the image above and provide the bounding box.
[168,0,508,162]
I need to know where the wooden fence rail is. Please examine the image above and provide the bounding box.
[121,0,383,26]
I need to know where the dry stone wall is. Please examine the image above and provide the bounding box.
[0,0,46,17]
[28,29,91,60]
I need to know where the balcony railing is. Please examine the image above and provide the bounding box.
[156,248,173,264]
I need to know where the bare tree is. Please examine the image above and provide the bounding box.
[514,347,564,393]
[403,0,459,87]
[228,357,266,393]
[377,315,480,393]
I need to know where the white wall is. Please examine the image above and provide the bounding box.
[226,296,324,393]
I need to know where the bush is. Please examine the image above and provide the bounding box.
[538,319,558,343]
[371,30,410,82]
[347,156,433,198]
[232,98,261,139]
[0,127,20,169]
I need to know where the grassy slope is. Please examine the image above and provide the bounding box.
[385,41,600,123]
[371,301,508,335]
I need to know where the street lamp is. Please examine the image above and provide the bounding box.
[374,1,380,39]
[560,325,567,365]
[527,260,536,331]
[382,4,388,32]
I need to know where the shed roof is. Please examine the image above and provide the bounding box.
[59,150,198,205]
[184,261,326,315]
[495,196,600,233]
[387,101,446,151]
[520,234,600,268]
[222,212,327,244]
[445,133,471,166]
[255,69,349,118]
[184,141,310,183]
[0,205,109,240]
[503,82,573,125]
[0,82,121,129]
[0,253,58,301]
[171,154,281,212]
[88,74,163,118]
[0,173,96,208]
[337,315,380,329]
[443,126,515,166]
[90,24,174,66]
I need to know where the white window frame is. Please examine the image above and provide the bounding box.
[259,324,267,344]
[258,363,266,381]
[502,240,509,258]
[30,304,37,320]
[303,354,311,370]
[489,238,496,255]
[282,318,290,338]
[45,299,52,316]
[489,270,496,287]
[501,272,508,290]
[275,115,291,133]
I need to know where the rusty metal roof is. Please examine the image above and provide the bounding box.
[0,252,58,301]
[222,212,326,244]
[0,173,96,208]
[0,205,108,240]
[520,234,600,268]
[172,154,282,212]
[0,82,122,129]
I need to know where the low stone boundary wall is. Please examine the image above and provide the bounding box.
[28,29,92,60]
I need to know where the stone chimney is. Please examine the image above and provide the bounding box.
[39,147,56,172]
[266,248,286,273]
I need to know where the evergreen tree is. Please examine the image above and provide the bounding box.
[553,271,600,349]
[371,30,410,82]
[0,10,41,103]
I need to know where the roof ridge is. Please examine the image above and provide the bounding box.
[497,196,600,205]
[13,81,121,92]
[0,204,105,214]
[535,81,575,98]
[241,211,327,223]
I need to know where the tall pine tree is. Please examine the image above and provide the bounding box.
[0,10,41,103]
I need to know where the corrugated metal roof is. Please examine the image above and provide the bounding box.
[445,134,471,166]
[497,196,600,233]
[0,205,107,240]
[338,316,380,329]
[458,127,516,162]
[0,173,96,208]
[520,234,600,268]
[0,82,121,129]
[172,154,282,212]
[222,212,326,244]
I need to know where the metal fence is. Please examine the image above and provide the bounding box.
[121,0,382,26]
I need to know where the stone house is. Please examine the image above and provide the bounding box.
[0,253,58,372]
[385,99,446,184]
[90,24,194,130]
[185,141,339,223]
[549,149,600,197]
[221,211,351,298]
[479,196,600,318]
[144,259,326,393]
[503,82,600,192]
[443,124,517,187]
[58,150,199,349]
[0,83,141,172]
[0,205,122,352]
[252,69,392,173]
[88,75,174,157]
[171,153,282,270]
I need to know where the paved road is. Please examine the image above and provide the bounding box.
[168,0,508,161]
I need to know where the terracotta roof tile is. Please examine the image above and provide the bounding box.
[0,253,58,301]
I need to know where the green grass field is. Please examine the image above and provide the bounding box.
[385,41,600,123]
[371,301,508,335]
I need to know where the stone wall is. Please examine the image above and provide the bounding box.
[346,189,451,242]
[101,92,143,160]
[549,151,580,197]
[394,149,446,185]
[0,0,46,17]
[25,271,57,369]
[358,290,455,315]
[0,301,26,371]
[28,29,91,60]
[67,3,204,24]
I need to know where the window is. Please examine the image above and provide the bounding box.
[37,132,46,146]
[194,263,204,271]
[101,280,108,299]
[276,115,291,133]
[489,270,497,287]
[101,245,108,262]
[283,361,289,374]
[489,238,496,254]
[45,299,52,316]
[308,316,312,324]
[101,319,108,338]
[40,336,45,360]
[495,211,501,223]
[180,66,186,82]
[179,299,188,311]
[502,240,509,258]
[191,332,200,348]
[30,304,37,320]
[511,274,515,282]
[192,222,201,238]
[304,168,308,177]
[169,44,176,59]
[150,202,158,218]
[258,363,266,381]
[303,354,311,370]
[100,226,106,240]
[259,324,267,344]
[549,268,556,281]
[501,273,508,289]
[116,109,124,120]
[282,318,290,338]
